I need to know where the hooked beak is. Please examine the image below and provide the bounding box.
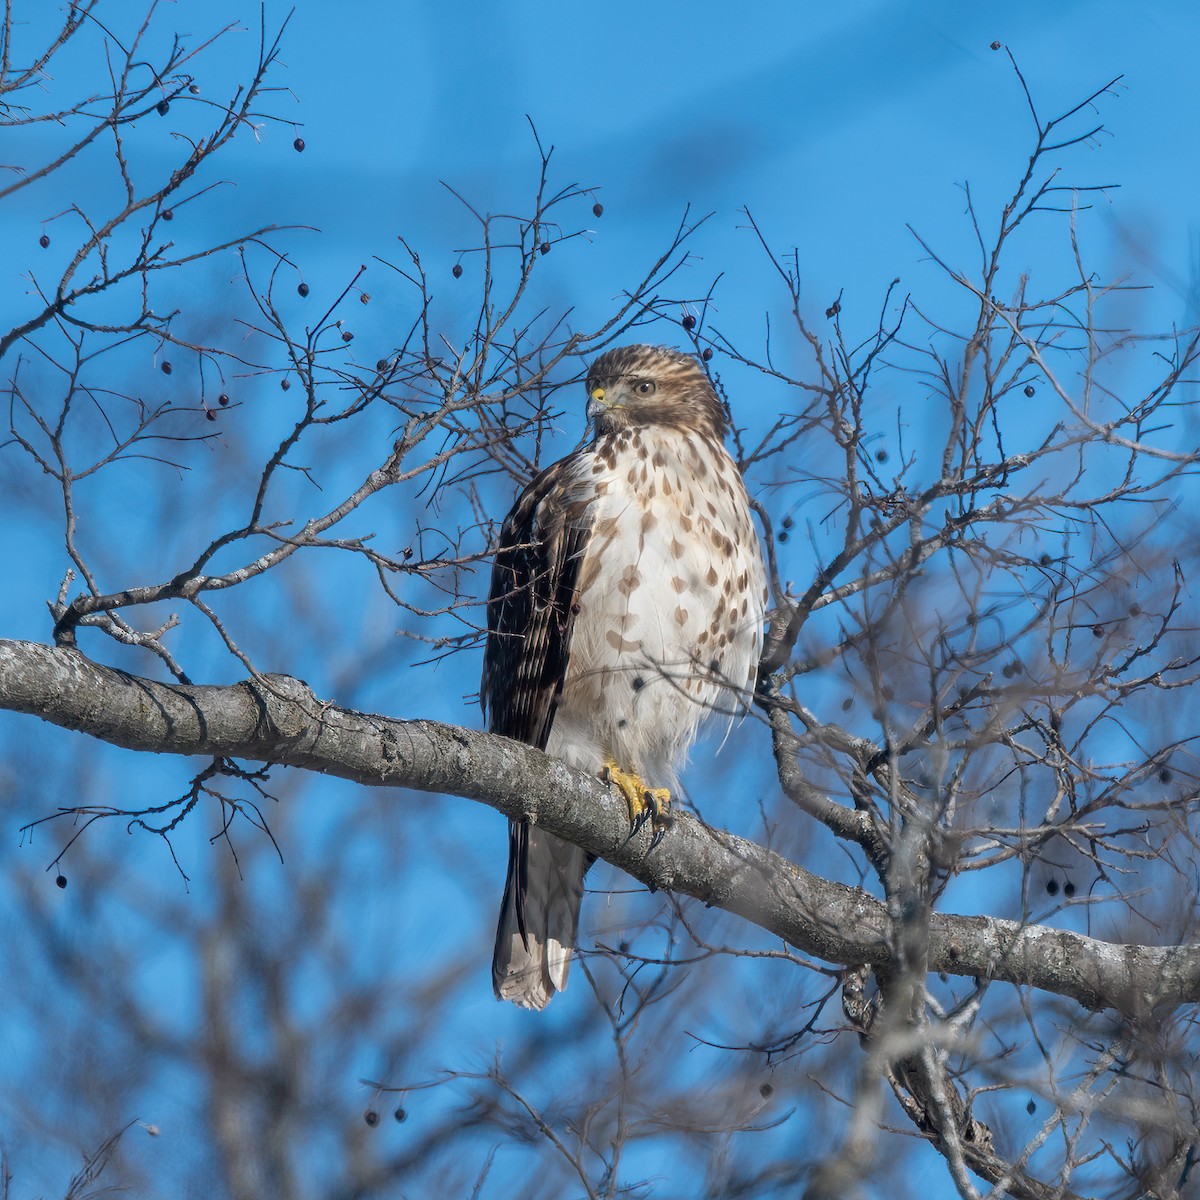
[586,385,608,423]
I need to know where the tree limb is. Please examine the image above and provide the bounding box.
[2,637,1196,1015]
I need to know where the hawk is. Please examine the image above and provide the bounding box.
[482,344,767,1009]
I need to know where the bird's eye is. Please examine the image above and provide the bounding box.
[635,380,656,396]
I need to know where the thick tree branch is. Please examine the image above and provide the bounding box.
[2,637,1196,1015]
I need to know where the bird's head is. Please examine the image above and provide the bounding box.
[584,344,729,440]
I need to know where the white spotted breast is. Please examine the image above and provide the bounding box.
[547,423,766,785]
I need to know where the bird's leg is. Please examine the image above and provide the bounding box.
[602,760,672,839]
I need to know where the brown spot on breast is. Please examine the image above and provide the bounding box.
[652,449,665,467]
[670,538,685,559]
[705,566,718,587]
[679,514,693,533]
[671,576,687,593]
[640,511,658,534]
[617,566,642,596]
[627,466,639,485]
[605,630,642,653]
[674,606,688,626]
[577,556,601,594]
[663,477,673,497]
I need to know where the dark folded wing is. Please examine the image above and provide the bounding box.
[481,455,594,750]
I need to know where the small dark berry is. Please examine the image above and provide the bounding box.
[682,314,696,331]
[1159,767,1172,783]
[1026,1099,1036,1114]
[297,282,310,298]
[205,409,217,422]
[39,234,50,249]
[280,378,291,391]
[162,209,173,221]
[618,940,629,953]
[1024,384,1035,397]
[538,242,551,255]
[1039,553,1052,566]
[161,361,172,375]
[1046,880,1059,896]
[781,515,794,529]
[778,531,789,543]
[218,393,230,406]
[1091,624,1103,638]
[1129,603,1141,616]
[592,202,604,218]
[56,874,67,889]
[293,137,306,153]
[701,347,713,361]
[394,1107,407,1123]
[359,292,370,305]
[189,84,200,95]
[364,1109,379,1127]
[452,263,463,278]
[156,99,170,116]
[825,300,841,319]
[341,330,353,343]
[991,40,1002,51]
[759,1083,773,1098]
[376,359,387,372]
[1063,881,1075,898]
[841,697,853,711]
[876,449,888,463]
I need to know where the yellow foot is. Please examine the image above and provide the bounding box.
[603,761,672,838]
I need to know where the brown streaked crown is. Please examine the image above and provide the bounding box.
[585,344,729,440]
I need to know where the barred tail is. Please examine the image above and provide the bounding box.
[492,821,589,1010]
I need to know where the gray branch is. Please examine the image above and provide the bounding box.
[2,636,1196,1015]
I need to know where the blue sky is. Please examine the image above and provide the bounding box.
[267,1,1199,325]
[3,1,1200,1195]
